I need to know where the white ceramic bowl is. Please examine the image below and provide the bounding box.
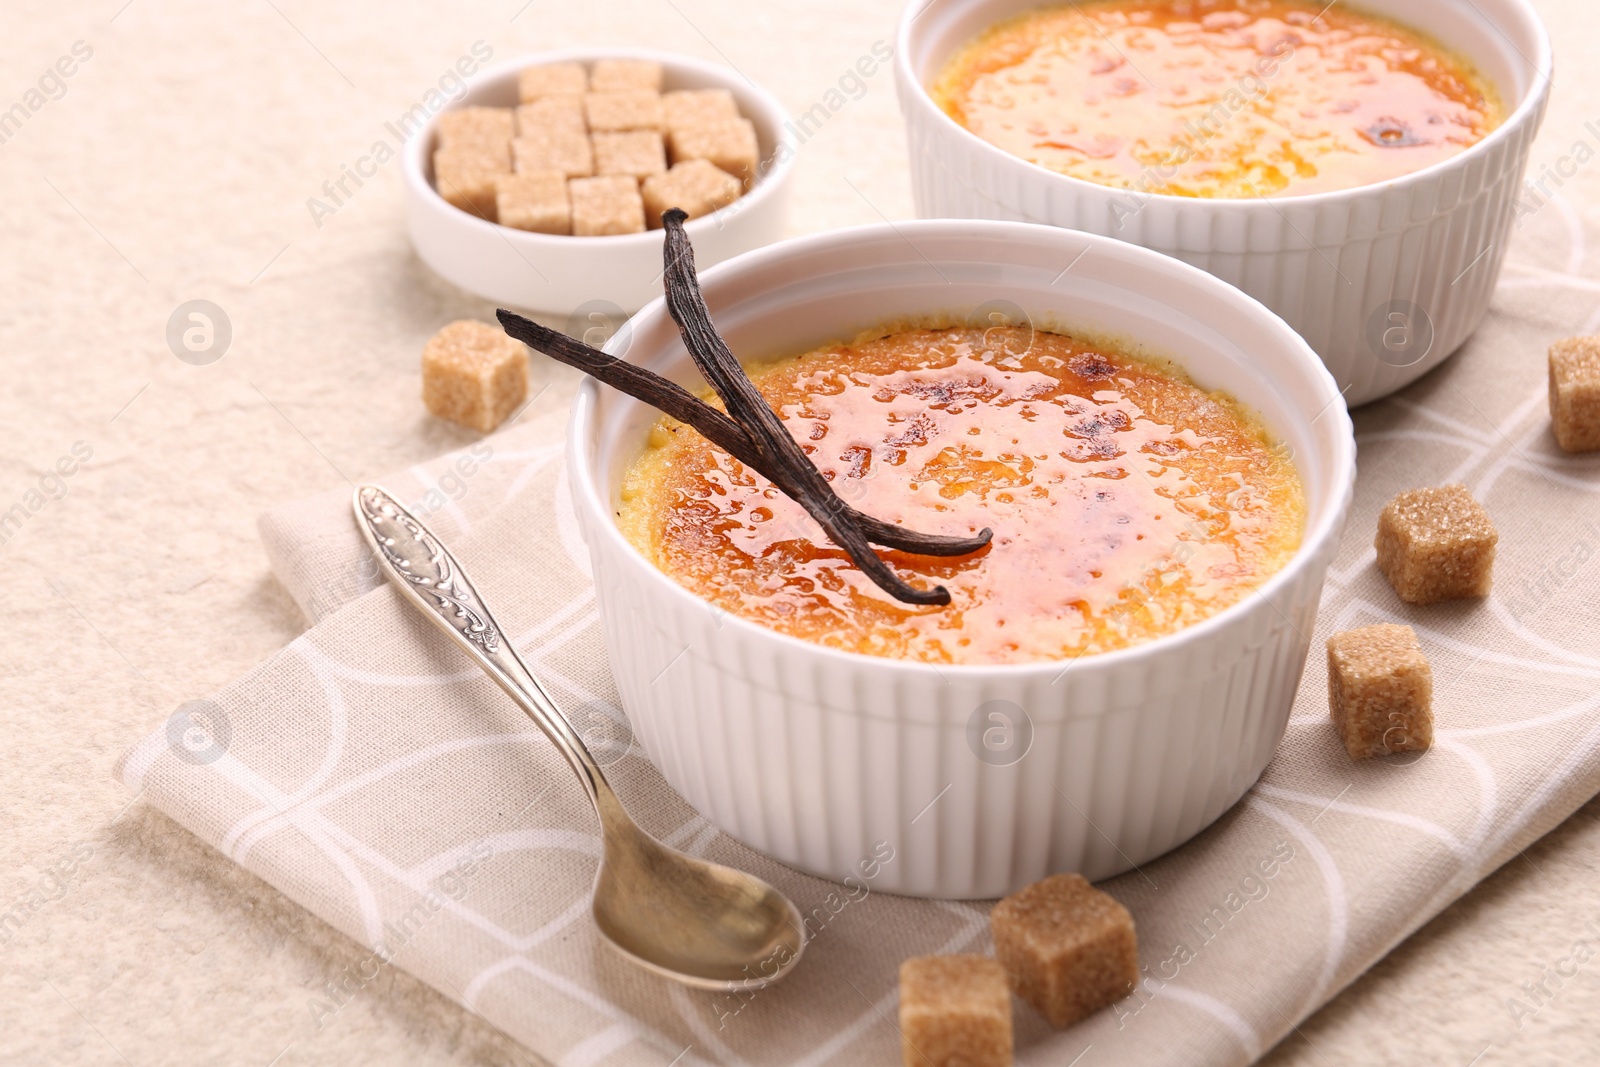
[402,49,795,318]
[568,220,1356,898]
[896,0,1553,406]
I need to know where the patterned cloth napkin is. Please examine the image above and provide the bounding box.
[116,232,1600,1064]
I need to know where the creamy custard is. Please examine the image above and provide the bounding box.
[618,326,1304,665]
[932,0,1501,198]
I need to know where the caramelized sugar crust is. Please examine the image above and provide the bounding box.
[619,326,1304,664]
[932,0,1501,198]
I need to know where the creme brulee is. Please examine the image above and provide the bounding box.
[931,0,1501,198]
[618,326,1304,665]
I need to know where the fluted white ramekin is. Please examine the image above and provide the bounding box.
[568,220,1355,898]
[403,50,793,318]
[896,0,1552,406]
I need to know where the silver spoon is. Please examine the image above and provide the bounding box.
[352,484,806,990]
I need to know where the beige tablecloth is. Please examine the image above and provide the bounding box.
[115,234,1600,1061]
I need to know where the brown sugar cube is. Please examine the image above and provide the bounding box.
[664,88,738,127]
[436,107,514,151]
[664,88,740,154]
[1327,623,1433,759]
[589,58,663,93]
[1375,483,1497,604]
[991,874,1138,1029]
[512,129,594,178]
[433,146,511,221]
[641,159,742,227]
[569,176,646,236]
[670,116,759,186]
[516,95,586,136]
[1549,336,1600,452]
[592,130,667,181]
[421,321,528,433]
[517,61,586,102]
[585,90,665,132]
[898,956,1012,1067]
[495,170,570,235]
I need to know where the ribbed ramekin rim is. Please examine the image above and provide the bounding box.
[567,218,1357,681]
[891,0,1554,212]
[399,48,796,247]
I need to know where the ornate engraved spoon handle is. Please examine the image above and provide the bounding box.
[351,485,615,814]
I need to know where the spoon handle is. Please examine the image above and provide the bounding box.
[351,485,615,816]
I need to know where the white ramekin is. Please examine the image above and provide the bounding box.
[567,220,1355,899]
[896,0,1553,406]
[402,50,794,318]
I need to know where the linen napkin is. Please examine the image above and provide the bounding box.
[117,248,1600,1065]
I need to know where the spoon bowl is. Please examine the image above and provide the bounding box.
[594,829,805,988]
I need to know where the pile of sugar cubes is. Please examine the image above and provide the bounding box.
[431,58,758,236]
[898,874,1140,1067]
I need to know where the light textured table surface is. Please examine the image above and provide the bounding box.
[3,1,1598,1063]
